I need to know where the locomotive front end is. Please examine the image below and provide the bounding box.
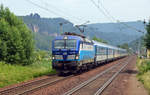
[52,35,80,73]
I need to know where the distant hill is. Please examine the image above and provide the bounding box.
[19,13,146,50]
[19,13,75,35]
[19,13,75,50]
[85,22,146,45]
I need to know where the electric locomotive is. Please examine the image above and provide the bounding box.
[52,32,95,74]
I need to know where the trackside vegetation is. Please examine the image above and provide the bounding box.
[145,22,150,49]
[0,5,34,65]
[0,60,56,88]
[137,59,150,94]
[137,21,150,94]
[0,5,56,88]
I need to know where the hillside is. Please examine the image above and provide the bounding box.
[128,36,146,55]
[19,13,146,50]
[19,14,75,50]
[85,22,146,45]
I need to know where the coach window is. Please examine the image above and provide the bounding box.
[83,42,87,50]
[82,42,84,49]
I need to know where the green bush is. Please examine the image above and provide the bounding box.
[137,59,150,75]
[137,59,150,94]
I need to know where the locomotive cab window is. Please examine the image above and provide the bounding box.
[54,39,76,49]
[66,40,76,49]
[54,40,65,49]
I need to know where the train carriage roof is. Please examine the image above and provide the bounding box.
[92,40,126,51]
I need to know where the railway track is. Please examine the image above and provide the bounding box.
[0,57,129,95]
[0,74,73,95]
[63,56,132,95]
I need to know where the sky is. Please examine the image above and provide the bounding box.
[0,0,150,24]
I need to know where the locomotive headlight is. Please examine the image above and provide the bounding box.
[75,55,79,59]
[52,55,55,60]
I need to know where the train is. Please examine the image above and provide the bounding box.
[52,32,127,74]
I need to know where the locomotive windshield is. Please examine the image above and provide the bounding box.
[54,39,76,49]
[66,40,76,49]
[54,40,64,49]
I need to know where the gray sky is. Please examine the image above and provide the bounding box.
[0,0,150,24]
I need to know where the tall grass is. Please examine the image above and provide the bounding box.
[0,60,56,88]
[137,59,150,75]
[137,58,150,94]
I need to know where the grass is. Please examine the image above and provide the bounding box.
[136,58,150,94]
[0,59,56,88]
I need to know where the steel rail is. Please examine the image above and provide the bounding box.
[0,74,56,94]
[0,75,72,95]
[18,57,126,95]
[63,57,130,95]
[17,75,73,95]
[94,58,130,95]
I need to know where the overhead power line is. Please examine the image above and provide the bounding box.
[91,0,122,31]
[98,0,116,21]
[26,0,60,17]
[117,20,144,33]
[92,0,144,33]
[90,0,114,22]
[25,0,87,23]
[39,0,85,22]
[98,0,124,31]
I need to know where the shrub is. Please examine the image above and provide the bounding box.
[137,59,150,74]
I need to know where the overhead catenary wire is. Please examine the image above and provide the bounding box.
[26,0,144,33]
[98,0,116,21]
[25,0,87,24]
[98,0,124,31]
[117,20,144,33]
[25,0,61,17]
[39,0,85,22]
[90,0,114,22]
[92,0,123,31]
[96,0,145,33]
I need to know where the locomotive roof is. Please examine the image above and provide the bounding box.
[54,34,92,43]
[54,35,83,40]
[62,32,86,38]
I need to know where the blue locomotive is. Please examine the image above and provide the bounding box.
[52,32,127,74]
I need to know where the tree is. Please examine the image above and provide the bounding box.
[118,43,129,49]
[92,36,107,43]
[145,22,150,49]
[0,5,34,65]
